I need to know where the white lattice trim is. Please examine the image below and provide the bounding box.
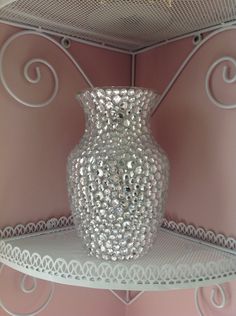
[0,216,74,239]
[1,216,235,251]
[162,219,236,250]
[1,217,236,290]
[1,241,236,290]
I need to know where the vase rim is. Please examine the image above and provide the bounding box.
[76,86,160,99]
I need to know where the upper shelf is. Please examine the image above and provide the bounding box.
[1,216,236,291]
[0,0,236,51]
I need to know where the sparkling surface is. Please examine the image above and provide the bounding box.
[67,87,169,261]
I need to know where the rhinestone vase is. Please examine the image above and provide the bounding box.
[67,87,169,261]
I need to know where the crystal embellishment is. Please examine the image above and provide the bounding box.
[67,87,169,261]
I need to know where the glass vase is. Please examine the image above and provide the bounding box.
[67,87,169,261]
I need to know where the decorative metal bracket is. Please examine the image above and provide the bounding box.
[0,216,235,315]
[112,284,229,315]
[206,56,236,109]
[0,30,93,108]
[0,264,54,316]
[195,285,227,316]
[1,27,236,110]
[110,290,144,305]
[147,26,236,115]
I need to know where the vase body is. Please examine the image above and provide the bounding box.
[67,87,169,261]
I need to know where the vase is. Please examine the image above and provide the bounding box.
[67,87,169,261]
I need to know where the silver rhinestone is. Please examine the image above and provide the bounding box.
[100,233,107,241]
[113,95,121,104]
[99,209,106,216]
[124,119,130,127]
[135,166,142,174]
[106,241,112,248]
[114,206,124,215]
[112,199,119,207]
[97,169,103,177]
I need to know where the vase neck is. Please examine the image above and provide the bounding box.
[77,87,159,132]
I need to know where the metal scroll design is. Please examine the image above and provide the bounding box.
[151,26,236,115]
[205,56,236,109]
[0,30,93,107]
[0,263,55,316]
[1,27,236,109]
[195,285,227,316]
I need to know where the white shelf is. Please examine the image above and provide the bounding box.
[0,0,236,50]
[1,221,236,291]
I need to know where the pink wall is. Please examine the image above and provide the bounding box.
[1,22,236,316]
[132,29,236,316]
[126,282,236,316]
[136,30,236,238]
[0,266,125,316]
[0,24,131,228]
[0,23,129,316]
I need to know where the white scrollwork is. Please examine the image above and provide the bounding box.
[1,228,236,291]
[1,215,235,251]
[162,219,236,250]
[205,56,236,109]
[20,274,37,294]
[110,290,144,305]
[0,215,74,239]
[0,264,55,316]
[152,26,236,115]
[0,30,93,107]
[195,284,227,316]
[0,216,235,292]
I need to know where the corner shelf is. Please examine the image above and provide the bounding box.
[0,0,236,51]
[1,217,236,291]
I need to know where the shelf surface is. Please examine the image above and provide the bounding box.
[1,226,236,291]
[0,0,236,50]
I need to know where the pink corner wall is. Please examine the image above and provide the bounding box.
[1,22,236,316]
[136,31,236,238]
[0,22,129,316]
[131,29,236,316]
[126,283,236,316]
[0,24,131,228]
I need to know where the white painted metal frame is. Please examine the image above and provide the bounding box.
[0,264,55,316]
[0,30,93,108]
[1,0,236,51]
[0,216,235,314]
[0,18,132,55]
[112,284,228,312]
[148,26,236,114]
[0,20,236,316]
[195,285,227,316]
[0,0,17,9]
[110,290,144,306]
[1,226,236,291]
[0,27,236,109]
